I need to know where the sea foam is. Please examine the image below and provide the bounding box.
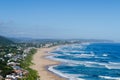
[48,65,85,80]
[48,43,120,80]
[99,76,120,80]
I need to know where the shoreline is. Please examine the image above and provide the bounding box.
[30,46,67,80]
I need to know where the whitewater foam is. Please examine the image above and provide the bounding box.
[99,76,120,80]
[48,65,85,80]
[48,55,120,70]
[48,43,120,80]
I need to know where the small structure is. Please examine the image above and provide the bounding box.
[7,62,20,66]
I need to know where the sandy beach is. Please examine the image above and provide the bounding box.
[30,46,66,80]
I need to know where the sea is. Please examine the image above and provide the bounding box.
[47,42,120,80]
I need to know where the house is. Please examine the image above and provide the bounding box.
[7,62,20,66]
[0,58,4,61]
[5,77,12,80]
[4,53,13,58]
[12,66,21,70]
[5,74,17,80]
[13,70,23,78]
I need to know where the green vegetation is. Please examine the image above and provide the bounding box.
[0,60,13,77]
[0,46,18,78]
[20,49,40,80]
[0,36,14,45]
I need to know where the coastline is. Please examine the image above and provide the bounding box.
[30,46,67,80]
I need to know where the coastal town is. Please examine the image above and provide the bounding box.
[0,37,83,80]
[0,44,37,80]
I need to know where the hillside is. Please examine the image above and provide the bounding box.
[0,36,14,45]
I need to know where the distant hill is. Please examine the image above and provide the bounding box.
[9,37,34,43]
[10,37,113,44]
[10,37,60,43]
[0,36,14,45]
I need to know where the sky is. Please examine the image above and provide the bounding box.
[0,0,120,40]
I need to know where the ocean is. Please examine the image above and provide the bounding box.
[47,43,120,80]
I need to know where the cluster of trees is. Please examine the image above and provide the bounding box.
[0,60,13,77]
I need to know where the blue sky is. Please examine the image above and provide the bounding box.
[0,0,120,40]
